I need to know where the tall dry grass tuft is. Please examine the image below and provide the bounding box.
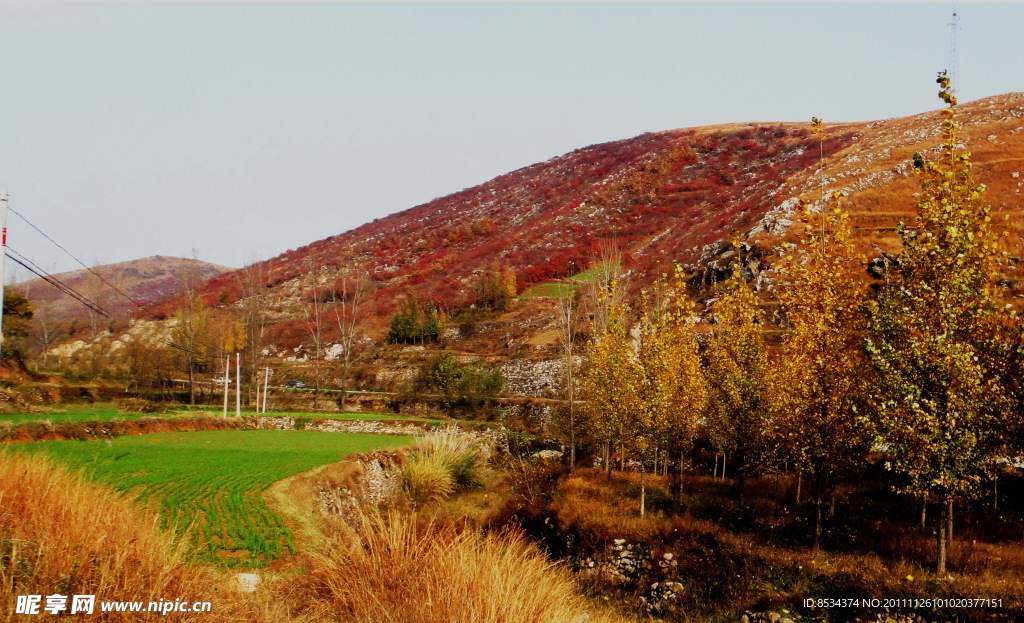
[0,452,306,623]
[410,425,490,487]
[0,452,214,621]
[402,453,455,506]
[306,510,626,623]
[401,426,492,508]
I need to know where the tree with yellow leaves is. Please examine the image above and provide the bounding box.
[476,262,518,311]
[634,266,707,514]
[703,249,773,518]
[865,72,1010,574]
[580,277,641,482]
[772,195,872,551]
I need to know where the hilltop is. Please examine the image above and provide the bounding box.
[14,255,234,326]
[139,94,1024,352]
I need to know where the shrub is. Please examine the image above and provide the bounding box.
[306,510,626,623]
[116,397,169,414]
[410,425,490,488]
[413,354,503,409]
[506,456,567,508]
[402,453,456,507]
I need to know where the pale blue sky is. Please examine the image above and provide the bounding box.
[2,3,1021,281]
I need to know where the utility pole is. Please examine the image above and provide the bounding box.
[235,352,241,418]
[0,190,8,348]
[262,367,270,413]
[222,357,230,418]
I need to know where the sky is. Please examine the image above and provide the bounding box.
[1,2,1022,283]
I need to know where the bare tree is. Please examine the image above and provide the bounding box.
[170,253,210,405]
[331,265,369,411]
[302,261,329,410]
[585,243,623,336]
[557,288,581,468]
[237,258,272,406]
[19,277,60,370]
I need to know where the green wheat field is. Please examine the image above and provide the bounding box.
[12,430,412,567]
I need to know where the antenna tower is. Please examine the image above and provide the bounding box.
[947,10,960,92]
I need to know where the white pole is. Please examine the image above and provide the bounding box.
[262,367,270,413]
[235,352,241,417]
[0,190,8,348]
[254,364,260,413]
[222,356,229,418]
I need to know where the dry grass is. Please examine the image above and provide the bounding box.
[410,425,490,486]
[304,509,628,623]
[553,469,724,545]
[402,453,456,506]
[0,451,306,623]
[0,451,210,621]
[540,467,1024,621]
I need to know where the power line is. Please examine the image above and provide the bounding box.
[7,249,111,318]
[7,205,145,308]
[6,247,112,317]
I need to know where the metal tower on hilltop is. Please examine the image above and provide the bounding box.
[947,10,961,92]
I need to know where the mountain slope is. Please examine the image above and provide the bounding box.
[147,93,1024,354]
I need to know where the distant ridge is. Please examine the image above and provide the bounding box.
[14,255,234,324]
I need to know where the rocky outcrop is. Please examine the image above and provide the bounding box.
[687,241,767,291]
[868,248,902,279]
[316,450,405,522]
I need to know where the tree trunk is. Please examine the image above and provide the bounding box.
[677,451,685,503]
[738,471,746,520]
[795,469,802,505]
[937,492,948,575]
[736,455,746,520]
[340,364,348,412]
[188,363,196,405]
[994,476,999,512]
[947,498,954,544]
[569,402,576,470]
[920,493,927,531]
[814,488,823,552]
[313,365,320,409]
[640,465,646,518]
[606,441,612,482]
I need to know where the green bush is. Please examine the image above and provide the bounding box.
[413,353,503,407]
[116,398,168,414]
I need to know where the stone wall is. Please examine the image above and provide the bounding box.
[500,358,568,397]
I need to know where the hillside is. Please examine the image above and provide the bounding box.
[131,93,1024,369]
[14,255,234,325]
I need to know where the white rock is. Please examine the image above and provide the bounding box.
[236,573,260,592]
